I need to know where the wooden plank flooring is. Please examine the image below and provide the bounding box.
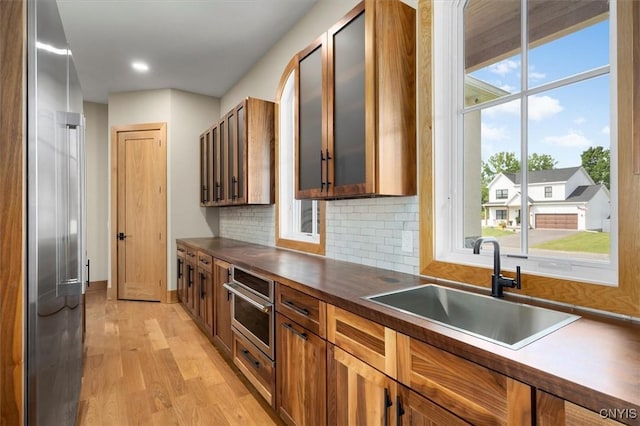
[77,287,280,425]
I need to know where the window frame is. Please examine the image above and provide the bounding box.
[544,186,552,198]
[418,0,640,316]
[275,56,325,255]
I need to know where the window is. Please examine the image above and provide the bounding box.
[276,60,324,254]
[496,210,507,220]
[433,0,618,285]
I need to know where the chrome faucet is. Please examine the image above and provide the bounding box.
[472,237,521,298]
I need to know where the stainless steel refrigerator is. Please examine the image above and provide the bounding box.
[26,0,87,424]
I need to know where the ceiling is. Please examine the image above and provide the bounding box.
[57,0,318,103]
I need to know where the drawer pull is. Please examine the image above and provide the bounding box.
[282,322,308,341]
[282,299,309,316]
[241,349,260,369]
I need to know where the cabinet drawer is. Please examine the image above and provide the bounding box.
[185,247,197,262]
[276,284,326,338]
[232,332,275,408]
[397,334,531,425]
[197,251,213,273]
[177,244,186,258]
[327,305,396,378]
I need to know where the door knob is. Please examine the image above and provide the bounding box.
[117,232,127,240]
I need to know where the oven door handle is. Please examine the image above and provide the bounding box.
[223,283,272,313]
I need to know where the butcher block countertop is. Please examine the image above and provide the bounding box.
[178,237,640,423]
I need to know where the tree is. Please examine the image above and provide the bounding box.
[481,152,520,185]
[581,146,610,189]
[528,153,557,171]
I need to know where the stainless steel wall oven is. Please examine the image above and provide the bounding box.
[223,266,275,359]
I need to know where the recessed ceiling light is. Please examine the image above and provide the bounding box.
[131,61,149,72]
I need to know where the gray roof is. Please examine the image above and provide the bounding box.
[565,184,606,202]
[503,166,582,184]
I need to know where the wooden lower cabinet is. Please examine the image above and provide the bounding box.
[537,391,627,426]
[213,259,233,353]
[233,331,275,407]
[184,250,197,316]
[328,344,397,425]
[176,245,186,303]
[327,304,396,378]
[397,333,532,425]
[276,313,327,426]
[197,268,214,334]
[397,384,470,426]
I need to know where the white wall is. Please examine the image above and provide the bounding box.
[217,0,420,275]
[84,101,109,281]
[220,0,362,111]
[108,89,220,291]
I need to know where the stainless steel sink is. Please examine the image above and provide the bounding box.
[364,284,579,350]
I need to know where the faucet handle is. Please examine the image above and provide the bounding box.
[515,266,521,289]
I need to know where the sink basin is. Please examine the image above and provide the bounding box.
[364,284,579,350]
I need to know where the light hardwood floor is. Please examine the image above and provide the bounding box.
[77,286,279,425]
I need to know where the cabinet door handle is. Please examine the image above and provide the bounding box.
[201,185,208,203]
[187,265,193,287]
[325,149,332,190]
[177,258,183,279]
[320,150,325,190]
[200,272,206,299]
[215,181,221,202]
[241,349,260,369]
[282,299,310,317]
[282,322,308,341]
[231,176,238,200]
[396,395,405,425]
[383,388,393,426]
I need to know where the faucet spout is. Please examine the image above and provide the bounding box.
[473,237,521,298]
[473,237,501,277]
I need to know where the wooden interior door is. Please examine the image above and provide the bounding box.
[115,125,166,301]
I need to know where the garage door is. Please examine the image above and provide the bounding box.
[535,214,578,229]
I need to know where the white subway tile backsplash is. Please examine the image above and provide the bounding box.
[218,196,420,278]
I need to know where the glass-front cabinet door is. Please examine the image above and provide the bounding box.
[235,102,246,203]
[226,111,237,202]
[297,36,326,199]
[215,119,227,204]
[328,4,368,196]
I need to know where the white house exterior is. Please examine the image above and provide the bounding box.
[483,166,610,231]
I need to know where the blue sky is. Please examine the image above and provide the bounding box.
[469,19,611,169]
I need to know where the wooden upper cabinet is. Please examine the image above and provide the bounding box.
[295,0,416,200]
[202,97,274,207]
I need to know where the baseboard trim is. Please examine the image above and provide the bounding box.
[167,289,178,303]
[86,280,107,292]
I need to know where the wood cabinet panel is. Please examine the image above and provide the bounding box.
[328,344,396,425]
[397,333,531,425]
[197,268,214,335]
[213,259,232,354]
[184,247,198,316]
[327,304,396,378]
[233,331,275,408]
[276,313,327,426]
[397,384,470,426]
[276,284,326,338]
[537,391,626,426]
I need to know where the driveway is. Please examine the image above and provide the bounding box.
[494,229,578,249]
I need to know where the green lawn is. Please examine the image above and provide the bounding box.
[481,227,514,238]
[533,231,610,253]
